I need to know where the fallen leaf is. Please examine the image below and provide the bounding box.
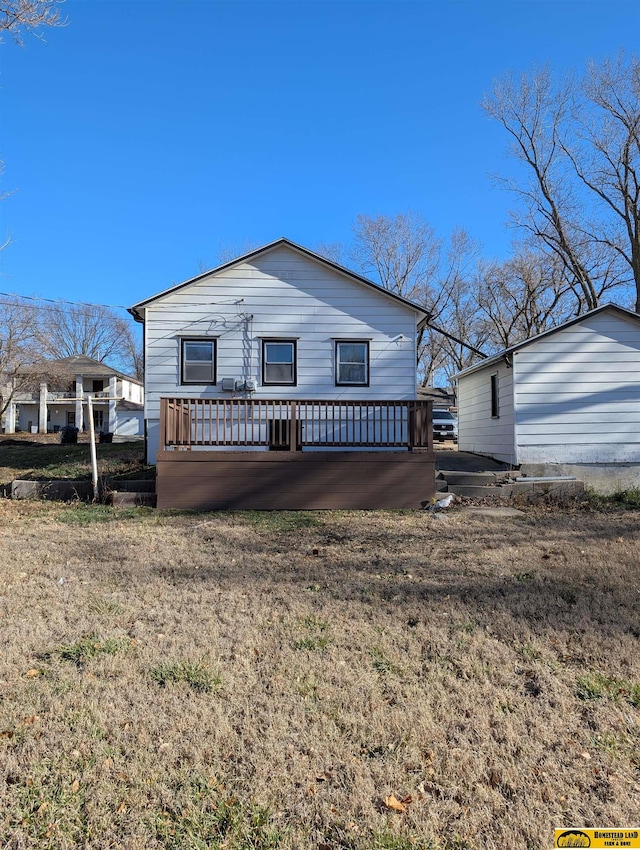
[37,802,49,815]
[116,802,127,814]
[580,751,592,760]
[384,793,407,813]
[71,779,80,793]
[25,669,41,678]
[23,715,40,725]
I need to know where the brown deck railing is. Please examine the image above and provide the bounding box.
[160,398,432,452]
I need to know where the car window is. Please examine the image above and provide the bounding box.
[433,411,454,420]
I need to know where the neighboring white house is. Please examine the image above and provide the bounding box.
[2,355,144,437]
[455,304,640,466]
[129,238,430,465]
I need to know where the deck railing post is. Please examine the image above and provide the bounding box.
[160,398,167,449]
[408,401,415,450]
[289,401,297,452]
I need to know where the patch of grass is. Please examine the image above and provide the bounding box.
[231,511,322,533]
[149,660,221,693]
[577,672,640,706]
[512,570,536,582]
[0,437,152,486]
[51,633,130,666]
[56,504,156,524]
[585,488,640,510]
[369,646,402,676]
[87,597,125,616]
[515,641,542,662]
[7,756,89,847]
[292,616,332,651]
[152,773,284,850]
[292,635,331,651]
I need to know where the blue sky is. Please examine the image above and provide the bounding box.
[0,0,637,316]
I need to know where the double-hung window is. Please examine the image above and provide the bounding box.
[181,339,216,385]
[262,340,297,386]
[335,341,369,386]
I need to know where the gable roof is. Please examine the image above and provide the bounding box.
[31,354,143,384]
[128,237,431,326]
[455,303,640,380]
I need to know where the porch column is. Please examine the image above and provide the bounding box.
[4,398,16,434]
[39,382,48,433]
[108,376,117,434]
[75,375,84,431]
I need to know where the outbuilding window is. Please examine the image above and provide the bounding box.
[490,373,499,418]
[335,341,369,386]
[262,340,297,386]
[181,339,217,385]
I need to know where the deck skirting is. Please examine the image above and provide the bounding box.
[156,450,435,510]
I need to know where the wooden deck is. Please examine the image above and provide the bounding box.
[157,450,435,510]
[156,398,435,510]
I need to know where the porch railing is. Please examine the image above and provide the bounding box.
[160,398,432,452]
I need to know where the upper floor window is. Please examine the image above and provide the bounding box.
[181,339,217,385]
[262,340,297,386]
[335,341,369,386]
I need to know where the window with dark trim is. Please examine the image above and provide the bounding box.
[335,340,369,386]
[490,373,499,418]
[262,340,297,386]
[181,338,217,385]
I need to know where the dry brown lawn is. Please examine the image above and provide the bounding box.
[0,500,639,850]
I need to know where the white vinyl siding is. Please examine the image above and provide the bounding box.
[514,312,640,463]
[457,308,640,466]
[142,245,421,462]
[457,362,516,464]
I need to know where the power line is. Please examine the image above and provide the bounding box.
[0,291,131,310]
[0,291,246,311]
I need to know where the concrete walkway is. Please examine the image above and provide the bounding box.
[434,449,512,474]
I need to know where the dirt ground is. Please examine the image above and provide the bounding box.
[0,500,638,849]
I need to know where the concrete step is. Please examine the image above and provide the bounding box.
[106,479,155,493]
[435,478,449,492]
[449,479,584,501]
[439,470,500,487]
[448,485,508,498]
[109,491,157,507]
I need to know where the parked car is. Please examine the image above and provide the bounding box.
[433,409,458,443]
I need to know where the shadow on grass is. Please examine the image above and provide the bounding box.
[146,508,640,643]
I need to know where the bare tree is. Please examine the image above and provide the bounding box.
[0,297,54,419]
[0,0,65,43]
[476,250,577,350]
[350,211,441,303]
[38,303,142,377]
[569,53,640,309]
[349,213,487,386]
[483,61,633,312]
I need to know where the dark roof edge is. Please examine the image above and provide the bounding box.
[454,303,640,380]
[128,237,431,323]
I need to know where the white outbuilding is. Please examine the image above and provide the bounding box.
[455,304,640,467]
